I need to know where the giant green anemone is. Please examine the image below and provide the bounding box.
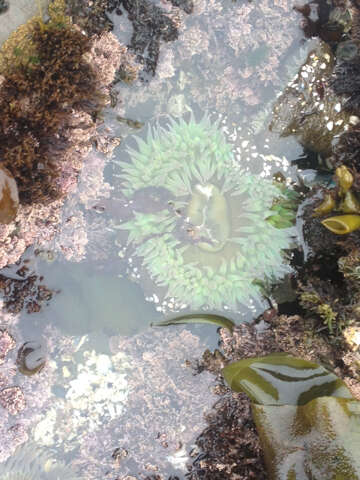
[114,113,297,310]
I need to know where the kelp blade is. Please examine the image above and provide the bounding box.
[222,354,352,405]
[151,313,235,331]
[223,354,360,479]
[253,397,360,479]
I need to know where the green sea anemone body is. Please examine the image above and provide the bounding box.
[0,443,81,480]
[114,113,296,310]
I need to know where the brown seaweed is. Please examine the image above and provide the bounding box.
[223,354,360,480]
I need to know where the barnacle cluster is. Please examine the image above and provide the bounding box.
[114,113,297,310]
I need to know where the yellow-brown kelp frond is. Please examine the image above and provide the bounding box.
[314,165,360,235]
[223,355,360,479]
[322,214,360,234]
[0,0,105,205]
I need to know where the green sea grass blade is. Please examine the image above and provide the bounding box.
[151,313,235,331]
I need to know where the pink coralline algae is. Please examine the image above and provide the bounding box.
[0,198,63,271]
[0,325,27,462]
[39,41,139,263]
[0,329,15,364]
[88,32,140,87]
[0,322,59,463]
[0,423,28,464]
[77,329,216,479]
[182,0,300,112]
[123,0,302,116]
[75,152,113,210]
[46,149,115,262]
[48,209,89,262]
[30,327,217,479]
[0,386,26,415]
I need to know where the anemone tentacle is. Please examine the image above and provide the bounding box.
[115,113,297,310]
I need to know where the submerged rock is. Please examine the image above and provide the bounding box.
[270,40,356,160]
[0,442,81,479]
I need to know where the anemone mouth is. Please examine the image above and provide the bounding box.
[115,113,296,310]
[186,183,230,253]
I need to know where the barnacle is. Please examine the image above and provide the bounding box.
[114,113,297,310]
[0,443,80,479]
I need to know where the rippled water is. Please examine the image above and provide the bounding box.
[0,0,310,478]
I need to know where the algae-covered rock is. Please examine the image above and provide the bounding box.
[223,354,360,479]
[270,40,356,159]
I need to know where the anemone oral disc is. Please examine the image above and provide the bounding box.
[187,183,230,253]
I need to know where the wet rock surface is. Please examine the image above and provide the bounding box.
[270,39,355,158]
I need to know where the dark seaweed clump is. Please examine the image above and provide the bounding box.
[68,0,192,78]
[290,0,360,335]
[0,261,55,314]
[332,125,360,170]
[167,0,193,14]
[0,18,104,205]
[66,0,113,35]
[332,58,360,110]
[186,392,267,480]
[328,4,360,169]
[108,0,181,76]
